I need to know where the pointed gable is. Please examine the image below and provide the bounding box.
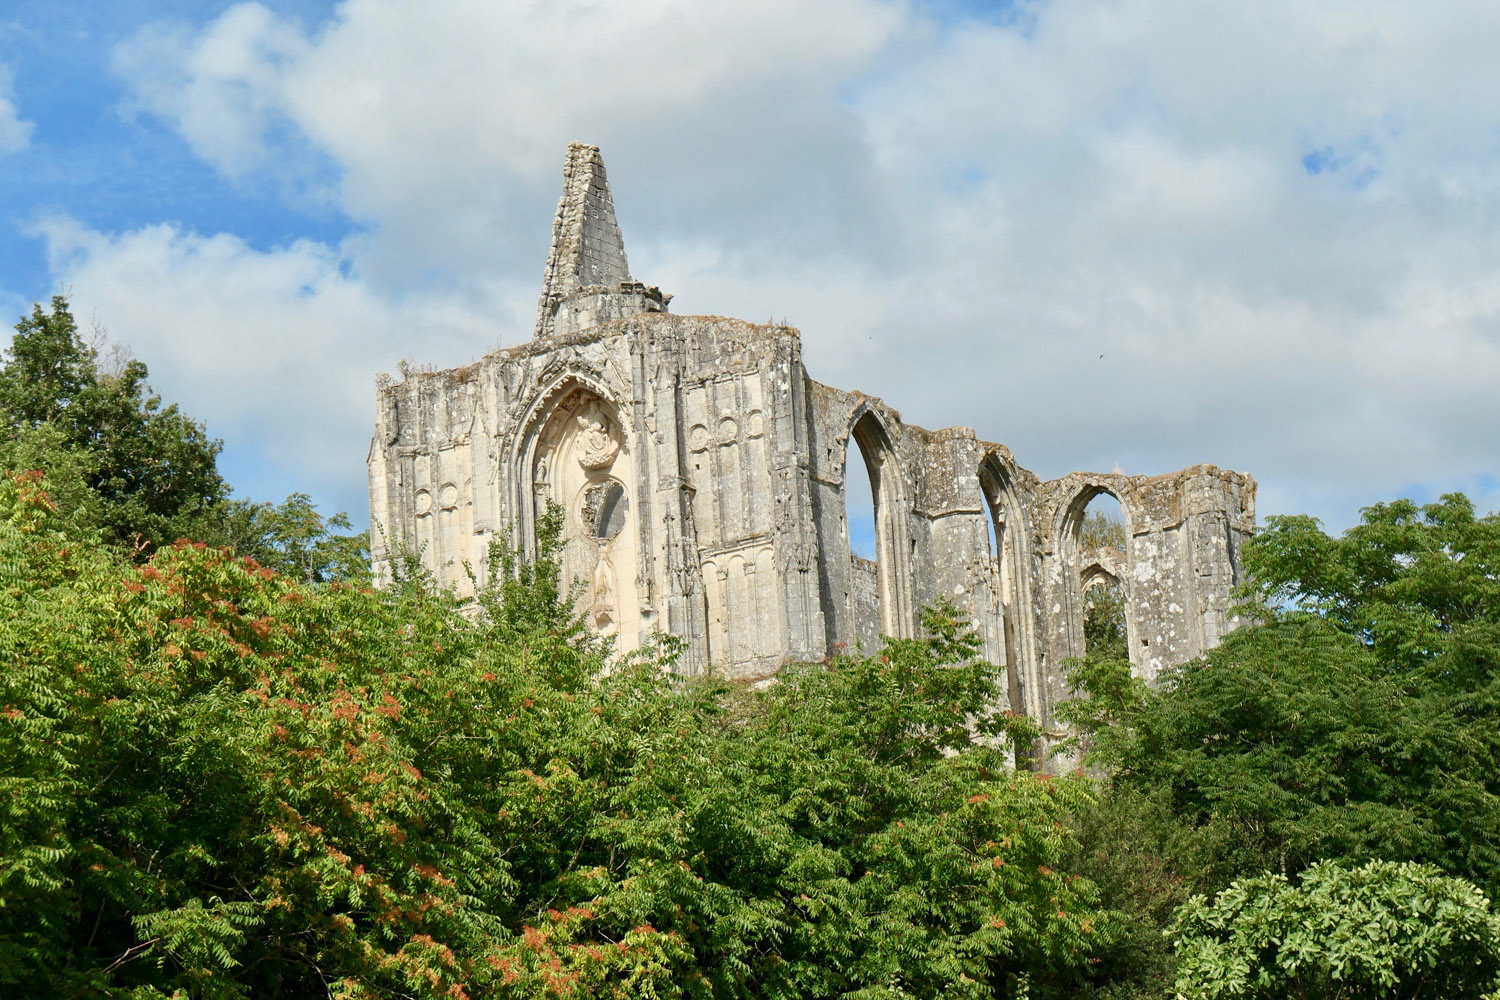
[534,142,633,338]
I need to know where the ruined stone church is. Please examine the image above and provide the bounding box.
[368,142,1256,738]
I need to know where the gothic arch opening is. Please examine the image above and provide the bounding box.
[979,456,1033,718]
[843,411,912,642]
[1061,486,1132,664]
[527,385,642,650]
[844,436,877,561]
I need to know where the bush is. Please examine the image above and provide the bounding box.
[1168,859,1500,999]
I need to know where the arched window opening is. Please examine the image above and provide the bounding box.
[1079,492,1125,552]
[843,427,882,646]
[1076,492,1128,663]
[984,497,1002,576]
[527,386,641,649]
[843,412,909,642]
[982,474,1023,716]
[844,435,877,560]
[1082,573,1127,662]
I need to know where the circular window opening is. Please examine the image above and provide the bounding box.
[581,480,629,541]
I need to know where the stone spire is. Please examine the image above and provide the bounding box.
[534,142,644,339]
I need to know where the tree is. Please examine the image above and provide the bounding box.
[0,296,226,553]
[1240,493,1500,694]
[1050,493,1500,998]
[1058,494,1500,891]
[1079,509,1126,552]
[1168,860,1500,999]
[1083,583,1128,662]
[1,297,369,579]
[1079,505,1128,663]
[207,493,371,585]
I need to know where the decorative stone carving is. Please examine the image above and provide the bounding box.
[523,387,642,646]
[575,402,621,470]
[590,547,617,630]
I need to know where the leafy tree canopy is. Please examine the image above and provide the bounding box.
[1,297,367,574]
[209,492,371,585]
[1063,494,1500,892]
[0,296,227,553]
[1079,509,1126,553]
[1241,493,1500,692]
[1053,493,1500,998]
[0,471,1118,1000]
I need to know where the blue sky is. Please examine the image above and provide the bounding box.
[2,0,1498,535]
[1,3,346,289]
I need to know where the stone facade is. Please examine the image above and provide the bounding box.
[368,142,1256,739]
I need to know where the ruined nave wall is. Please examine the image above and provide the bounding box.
[371,307,1257,741]
[800,382,1257,728]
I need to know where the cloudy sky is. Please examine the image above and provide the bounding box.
[2,0,1498,532]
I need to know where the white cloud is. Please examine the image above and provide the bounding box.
[111,5,308,176]
[34,217,500,514]
[82,0,1500,528]
[0,64,34,157]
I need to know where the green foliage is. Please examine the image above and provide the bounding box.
[1060,785,1232,1000]
[1112,617,1496,880]
[1,297,368,580]
[1060,494,1500,894]
[1054,583,1137,768]
[206,492,371,585]
[1241,492,1500,692]
[1051,492,1500,997]
[1168,859,1500,999]
[0,471,1118,999]
[1083,583,1128,663]
[1078,509,1126,552]
[0,296,227,553]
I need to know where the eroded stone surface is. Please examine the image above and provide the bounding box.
[368,142,1256,746]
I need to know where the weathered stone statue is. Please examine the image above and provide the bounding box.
[368,142,1256,744]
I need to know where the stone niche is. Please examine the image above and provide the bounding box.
[531,387,641,647]
[368,141,1256,750]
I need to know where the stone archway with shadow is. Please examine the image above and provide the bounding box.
[517,375,644,651]
[1054,479,1141,668]
[842,406,916,644]
[979,451,1041,718]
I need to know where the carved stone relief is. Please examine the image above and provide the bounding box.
[532,388,641,647]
